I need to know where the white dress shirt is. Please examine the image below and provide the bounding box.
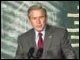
[35,29,45,48]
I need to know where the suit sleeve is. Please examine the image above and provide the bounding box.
[15,36,25,59]
[61,29,77,59]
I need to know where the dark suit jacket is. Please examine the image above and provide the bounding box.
[15,25,76,59]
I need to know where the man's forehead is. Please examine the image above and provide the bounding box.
[29,10,45,16]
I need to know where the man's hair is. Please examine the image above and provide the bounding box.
[27,4,47,18]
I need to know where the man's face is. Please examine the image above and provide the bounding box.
[29,9,46,32]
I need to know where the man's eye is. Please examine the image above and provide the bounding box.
[31,17,36,20]
[33,17,36,20]
[40,16,45,18]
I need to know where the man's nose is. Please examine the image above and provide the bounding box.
[36,18,41,24]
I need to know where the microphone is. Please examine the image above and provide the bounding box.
[27,47,34,59]
[36,48,43,59]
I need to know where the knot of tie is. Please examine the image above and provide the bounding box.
[38,32,42,37]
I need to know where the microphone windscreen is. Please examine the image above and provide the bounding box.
[27,47,34,59]
[36,48,43,58]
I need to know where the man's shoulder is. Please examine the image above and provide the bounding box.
[47,25,67,32]
[18,28,34,38]
[47,25,68,37]
[53,26,67,31]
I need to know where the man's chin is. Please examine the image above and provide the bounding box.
[35,28,43,32]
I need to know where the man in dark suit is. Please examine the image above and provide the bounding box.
[15,4,76,59]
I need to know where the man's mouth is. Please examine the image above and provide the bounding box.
[37,25,42,28]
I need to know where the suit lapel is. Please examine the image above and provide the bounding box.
[28,29,36,48]
[44,25,56,51]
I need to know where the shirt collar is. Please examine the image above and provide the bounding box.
[35,28,45,39]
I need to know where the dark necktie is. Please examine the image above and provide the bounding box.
[38,32,43,49]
